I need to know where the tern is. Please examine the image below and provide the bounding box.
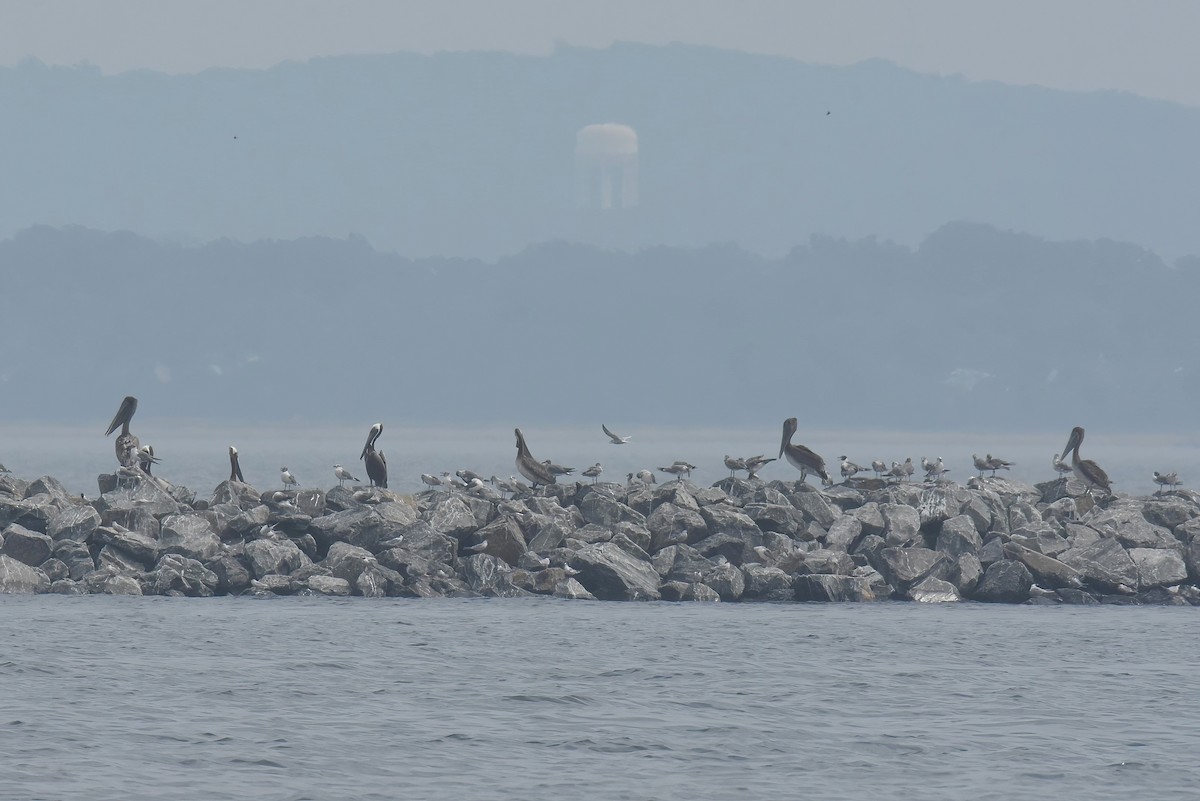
[839,456,867,480]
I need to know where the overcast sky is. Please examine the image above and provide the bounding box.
[4,0,1199,107]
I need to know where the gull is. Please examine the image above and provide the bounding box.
[658,463,690,481]
[1153,471,1182,493]
[466,478,499,500]
[582,463,603,483]
[464,539,490,553]
[1052,453,1073,478]
[542,459,576,477]
[280,467,298,490]
[457,469,484,484]
[629,469,656,486]
[779,417,830,485]
[924,457,949,481]
[839,456,867,480]
[724,455,747,478]
[334,464,360,486]
[985,454,1013,476]
[744,455,775,479]
[903,458,915,481]
[972,454,991,477]
[420,473,442,490]
[871,460,886,478]
[602,424,631,444]
[887,461,907,481]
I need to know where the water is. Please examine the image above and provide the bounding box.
[2,597,1198,801]
[3,423,1199,498]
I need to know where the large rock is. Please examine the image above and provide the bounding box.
[244,538,311,579]
[1059,538,1139,593]
[53,539,94,580]
[740,563,794,601]
[698,506,760,542]
[1088,506,1178,549]
[82,568,143,595]
[875,547,947,592]
[904,576,961,603]
[1004,542,1084,590]
[0,554,49,593]
[471,516,529,567]
[47,505,102,542]
[880,504,922,547]
[824,516,865,552]
[787,489,838,528]
[1,524,53,567]
[159,515,221,562]
[207,554,252,595]
[935,515,982,557]
[425,495,481,539]
[0,495,53,533]
[568,542,660,601]
[322,542,378,585]
[108,528,159,566]
[702,563,745,601]
[973,559,1033,603]
[579,493,646,528]
[646,502,708,552]
[146,554,219,597]
[1128,548,1188,589]
[794,574,876,602]
[744,503,806,538]
[459,553,509,593]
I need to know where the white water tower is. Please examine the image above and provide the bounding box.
[575,124,638,210]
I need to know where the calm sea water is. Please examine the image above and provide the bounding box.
[1,598,1197,801]
[3,423,1199,498]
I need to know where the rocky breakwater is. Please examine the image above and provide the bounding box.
[2,468,1200,604]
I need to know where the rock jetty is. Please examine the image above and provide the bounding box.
[1,469,1199,604]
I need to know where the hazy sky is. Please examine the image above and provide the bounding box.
[4,0,1199,107]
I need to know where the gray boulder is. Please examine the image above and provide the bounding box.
[744,503,806,538]
[2,524,53,567]
[244,538,311,579]
[159,515,221,562]
[973,559,1033,603]
[936,515,982,557]
[904,576,961,603]
[0,554,50,593]
[849,502,885,536]
[322,542,378,585]
[1089,506,1177,550]
[880,504,922,547]
[876,547,948,592]
[146,554,219,597]
[787,489,838,528]
[552,577,597,600]
[356,563,405,597]
[702,563,745,601]
[459,553,510,593]
[47,505,101,542]
[740,563,794,601]
[1141,497,1199,531]
[109,528,159,566]
[426,495,480,538]
[307,575,353,596]
[1004,542,1084,590]
[794,574,876,602]
[699,506,760,542]
[1059,538,1139,593]
[569,542,661,601]
[53,539,94,580]
[207,554,252,595]
[471,517,529,567]
[580,493,646,528]
[646,502,708,551]
[82,569,143,595]
[824,516,865,552]
[949,553,983,596]
[1128,548,1188,589]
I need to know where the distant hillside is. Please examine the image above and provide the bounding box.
[2,223,1196,433]
[2,44,1199,258]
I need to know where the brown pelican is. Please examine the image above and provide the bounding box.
[602,424,631,444]
[514,428,557,487]
[582,463,603,483]
[1061,426,1111,496]
[840,456,867,480]
[359,423,387,489]
[985,454,1013,476]
[1153,471,1182,493]
[779,417,830,485]
[228,446,245,482]
[280,467,298,490]
[744,455,775,479]
[1051,453,1073,478]
[334,464,360,486]
[105,396,140,467]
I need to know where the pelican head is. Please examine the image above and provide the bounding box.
[1062,426,1085,460]
[360,422,383,460]
[779,417,798,458]
[514,428,529,456]
[105,396,138,436]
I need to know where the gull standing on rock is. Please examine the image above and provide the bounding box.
[421,473,443,490]
[360,423,388,489]
[582,463,603,483]
[924,457,949,481]
[602,424,631,444]
[779,417,830,485]
[542,459,576,478]
[1052,452,1073,478]
[280,467,298,490]
[659,463,690,481]
[871,459,886,478]
[514,428,557,487]
[972,454,991,477]
[840,457,867,481]
[986,454,1013,476]
[105,395,140,467]
[1153,471,1182,493]
[229,446,245,482]
[334,464,360,486]
[745,455,775,480]
[724,455,746,478]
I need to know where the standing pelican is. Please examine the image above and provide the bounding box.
[228,446,245,482]
[334,464,360,486]
[582,463,603,483]
[280,467,298,490]
[602,424,631,444]
[360,423,388,489]
[779,417,830,485]
[1061,426,1111,496]
[105,396,140,467]
[514,428,556,487]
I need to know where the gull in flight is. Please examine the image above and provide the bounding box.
[602,424,631,444]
